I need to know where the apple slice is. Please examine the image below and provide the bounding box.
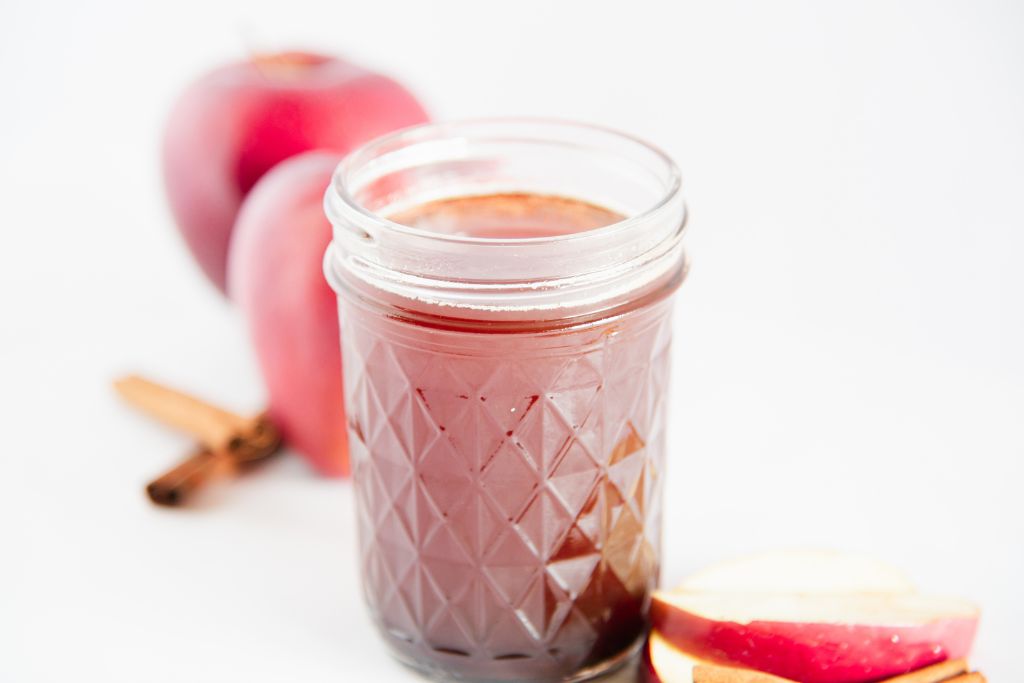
[652,591,979,683]
[679,550,916,595]
[644,631,716,682]
[645,633,799,683]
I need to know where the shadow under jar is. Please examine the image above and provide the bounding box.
[324,120,688,682]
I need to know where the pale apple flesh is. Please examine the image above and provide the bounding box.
[651,591,979,683]
[644,631,708,683]
[678,549,916,595]
[227,151,348,475]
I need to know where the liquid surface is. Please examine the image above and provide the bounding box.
[345,193,668,682]
[388,193,624,239]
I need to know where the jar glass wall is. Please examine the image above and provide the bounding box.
[324,120,687,682]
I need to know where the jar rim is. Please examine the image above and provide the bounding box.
[323,117,688,320]
[325,117,682,247]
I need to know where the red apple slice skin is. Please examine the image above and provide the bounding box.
[651,594,979,683]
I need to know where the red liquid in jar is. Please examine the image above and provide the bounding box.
[342,194,673,681]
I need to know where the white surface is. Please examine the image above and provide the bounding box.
[2,1,1022,681]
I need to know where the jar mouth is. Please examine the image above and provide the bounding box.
[323,118,688,320]
[326,118,683,248]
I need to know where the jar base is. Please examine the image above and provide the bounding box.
[381,632,643,683]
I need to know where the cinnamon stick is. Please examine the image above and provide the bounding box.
[146,447,233,506]
[144,414,281,506]
[880,659,969,683]
[114,374,253,448]
[115,375,282,506]
[691,660,980,683]
[692,665,797,683]
[943,674,986,683]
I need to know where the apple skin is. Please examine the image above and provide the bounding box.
[651,595,978,683]
[163,51,428,293]
[228,150,347,476]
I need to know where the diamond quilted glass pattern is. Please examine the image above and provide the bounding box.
[341,301,674,681]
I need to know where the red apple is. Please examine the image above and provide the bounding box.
[163,51,428,292]
[651,590,979,683]
[678,550,915,595]
[227,151,347,475]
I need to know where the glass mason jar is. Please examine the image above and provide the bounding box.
[324,120,687,682]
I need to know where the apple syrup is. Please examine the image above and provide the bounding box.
[341,193,672,681]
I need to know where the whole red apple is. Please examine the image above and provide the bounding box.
[163,51,428,293]
[228,151,347,476]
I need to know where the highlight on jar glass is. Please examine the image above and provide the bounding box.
[323,119,688,682]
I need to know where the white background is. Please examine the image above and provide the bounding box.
[1,1,1021,681]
